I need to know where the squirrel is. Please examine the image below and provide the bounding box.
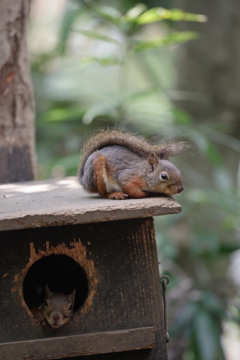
[31,285,76,329]
[78,128,189,200]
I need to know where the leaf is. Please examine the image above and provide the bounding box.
[223,215,238,230]
[172,303,197,333]
[136,7,207,25]
[194,311,224,360]
[92,4,122,25]
[133,31,199,51]
[58,9,84,47]
[38,108,85,123]
[81,56,120,67]
[82,103,117,125]
[73,29,120,45]
[172,108,192,124]
[205,143,222,166]
[195,311,216,360]
[124,3,147,21]
[127,86,159,102]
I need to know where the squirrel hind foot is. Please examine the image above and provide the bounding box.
[107,192,129,200]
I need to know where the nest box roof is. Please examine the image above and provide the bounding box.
[0,177,181,231]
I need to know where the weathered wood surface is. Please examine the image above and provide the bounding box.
[0,0,36,184]
[0,177,181,231]
[0,327,155,360]
[0,218,167,359]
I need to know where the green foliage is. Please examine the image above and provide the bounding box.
[74,29,121,45]
[30,1,240,359]
[134,7,207,25]
[133,31,199,51]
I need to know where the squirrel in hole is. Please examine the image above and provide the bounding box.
[78,129,189,200]
[31,285,76,328]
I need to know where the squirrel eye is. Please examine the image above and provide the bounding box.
[44,300,48,307]
[68,304,73,311]
[161,172,168,180]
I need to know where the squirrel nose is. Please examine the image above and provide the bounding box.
[178,185,184,193]
[53,314,60,321]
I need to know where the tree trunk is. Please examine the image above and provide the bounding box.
[0,0,36,183]
[173,0,240,136]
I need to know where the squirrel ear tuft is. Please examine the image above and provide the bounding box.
[147,152,159,169]
[160,151,169,161]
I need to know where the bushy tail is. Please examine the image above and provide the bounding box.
[79,128,190,178]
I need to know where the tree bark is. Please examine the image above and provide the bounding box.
[0,0,36,183]
[173,0,240,136]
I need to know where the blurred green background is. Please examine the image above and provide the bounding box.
[28,1,240,359]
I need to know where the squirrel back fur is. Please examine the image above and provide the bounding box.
[78,128,189,199]
[79,128,189,179]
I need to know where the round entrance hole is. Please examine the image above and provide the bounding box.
[23,254,88,313]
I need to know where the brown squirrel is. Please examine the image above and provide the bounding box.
[78,129,189,200]
[32,285,76,328]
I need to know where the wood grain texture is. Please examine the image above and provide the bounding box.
[0,0,36,183]
[0,327,156,359]
[0,177,181,231]
[0,218,167,359]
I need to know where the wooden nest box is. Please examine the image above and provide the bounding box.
[0,177,182,360]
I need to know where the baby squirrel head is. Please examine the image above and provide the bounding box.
[42,285,76,329]
[146,152,184,195]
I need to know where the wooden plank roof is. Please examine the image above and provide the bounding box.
[0,177,182,231]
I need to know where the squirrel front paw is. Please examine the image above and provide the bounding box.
[107,192,129,200]
[31,308,47,327]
